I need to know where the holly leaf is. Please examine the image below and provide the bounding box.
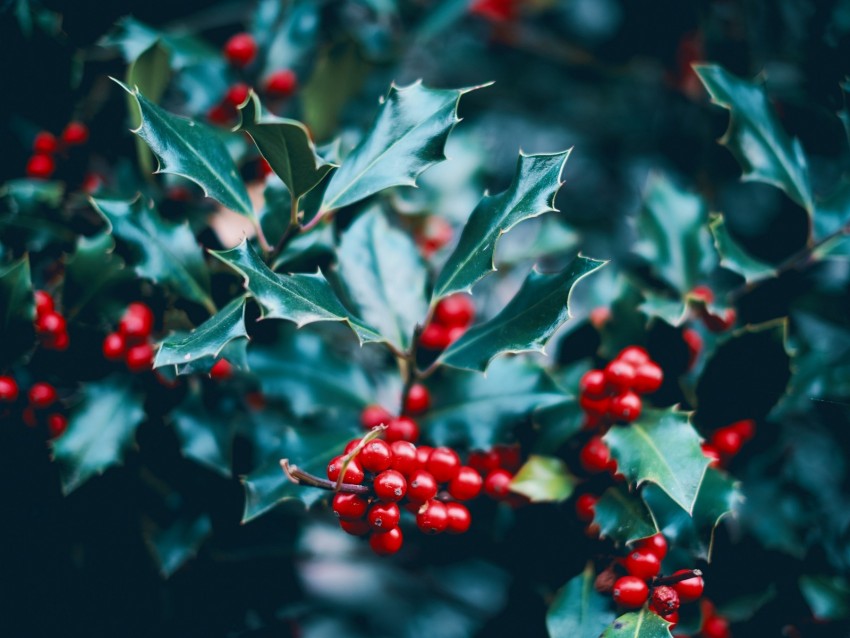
[154,296,248,373]
[337,208,429,351]
[433,151,571,298]
[604,409,710,514]
[710,216,776,283]
[439,256,606,372]
[547,563,616,638]
[0,256,35,367]
[170,391,234,477]
[532,399,586,453]
[237,91,335,201]
[421,358,564,448]
[694,64,814,213]
[148,512,212,578]
[593,486,657,545]
[799,575,850,621]
[813,180,850,256]
[126,41,171,175]
[320,82,477,212]
[92,197,215,313]
[602,610,672,638]
[211,239,382,345]
[62,232,130,321]
[509,455,575,503]
[52,377,146,494]
[114,79,252,215]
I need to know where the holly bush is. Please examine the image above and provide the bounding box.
[3,1,850,637]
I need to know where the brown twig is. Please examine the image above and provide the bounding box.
[279,459,370,494]
[652,569,703,588]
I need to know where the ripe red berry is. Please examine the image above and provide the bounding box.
[332,492,368,520]
[468,449,500,475]
[579,393,611,417]
[446,326,466,344]
[33,131,58,154]
[445,502,472,534]
[369,526,403,555]
[415,445,433,467]
[367,502,401,532]
[34,290,53,316]
[407,469,438,503]
[225,83,251,107]
[625,548,662,580]
[373,469,407,501]
[223,32,257,67]
[683,328,703,369]
[690,285,715,305]
[35,311,66,336]
[618,346,651,367]
[580,436,614,474]
[339,518,370,536]
[264,69,298,97]
[50,330,69,351]
[404,383,431,414]
[589,307,611,328]
[672,570,704,603]
[612,576,649,608]
[434,294,475,328]
[418,215,453,257]
[575,493,598,522]
[703,308,736,333]
[62,121,89,145]
[102,332,125,361]
[730,418,756,442]
[650,586,680,617]
[384,416,420,443]
[125,343,154,373]
[120,303,154,340]
[210,358,234,380]
[701,443,722,468]
[427,447,461,483]
[327,456,364,484]
[47,413,68,438]
[666,610,679,630]
[494,444,522,472]
[28,382,57,409]
[605,359,637,393]
[609,391,642,422]
[636,533,668,560]
[416,499,448,534]
[579,369,609,399]
[27,154,55,179]
[701,616,730,638]
[0,376,19,402]
[208,103,234,125]
[419,322,451,350]
[483,468,513,499]
[632,362,663,394]
[448,466,483,500]
[359,439,394,473]
[711,427,742,457]
[390,441,418,476]
[360,404,393,430]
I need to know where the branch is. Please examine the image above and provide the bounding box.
[279,459,370,494]
[652,569,702,588]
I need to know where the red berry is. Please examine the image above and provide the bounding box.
[690,285,715,305]
[50,330,69,351]
[701,616,730,638]
[469,0,517,22]
[35,311,65,335]
[701,444,722,468]
[34,290,54,316]
[418,216,453,257]
[632,362,663,394]
[468,449,500,475]
[683,328,703,369]
[650,586,680,617]
[264,69,298,97]
[33,131,58,154]
[605,359,637,393]
[589,307,611,328]
[332,492,368,520]
[339,518,370,536]
[125,343,154,373]
[121,303,154,339]
[210,358,233,380]
[407,469,438,502]
[416,499,448,534]
[609,391,642,423]
[419,322,451,350]
[373,470,407,501]
[360,404,393,430]
[445,502,472,534]
[636,533,668,560]
[667,610,679,630]
[28,382,57,409]
[580,436,614,474]
[390,441,418,476]
[494,444,522,472]
[385,416,420,443]
[208,103,235,125]
[575,493,598,522]
[62,121,89,145]
[703,308,736,333]
[223,32,257,67]
[404,383,431,415]
[327,456,364,484]
[483,468,513,499]
[624,549,661,580]
[448,466,483,500]
[427,447,461,483]
[0,376,19,402]
[415,445,433,467]
[612,576,649,608]
[672,570,704,603]
[579,369,609,399]
[367,502,401,532]
[369,526,403,555]
[434,294,475,328]
[446,326,467,344]
[27,154,55,179]
[225,83,251,107]
[579,393,611,417]
[359,439,394,473]
[712,427,742,457]
[344,439,362,454]
[618,346,651,366]
[730,418,756,442]
[102,332,125,361]
[47,413,68,438]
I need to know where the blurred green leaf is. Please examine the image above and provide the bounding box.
[799,575,850,621]
[547,563,615,638]
[0,256,35,367]
[148,512,212,578]
[509,455,575,502]
[602,610,672,637]
[63,232,130,321]
[170,391,234,477]
[126,41,171,175]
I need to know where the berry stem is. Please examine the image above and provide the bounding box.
[279,459,370,494]
[335,424,386,489]
[268,196,302,265]
[651,569,702,587]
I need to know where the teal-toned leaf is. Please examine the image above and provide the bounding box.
[212,239,382,345]
[532,399,585,453]
[0,256,35,367]
[439,256,606,372]
[433,151,571,297]
[547,563,616,638]
[170,391,234,476]
[92,197,215,312]
[320,82,476,211]
[813,180,850,256]
[126,41,171,175]
[604,409,710,514]
[799,575,850,621]
[52,377,146,494]
[115,80,252,215]
[602,610,672,638]
[337,208,429,351]
[238,91,335,201]
[509,455,575,503]
[593,486,657,545]
[0,178,64,210]
[710,216,776,283]
[154,296,248,373]
[694,64,813,212]
[148,512,212,578]
[104,16,221,70]
[421,358,564,448]
[62,232,130,321]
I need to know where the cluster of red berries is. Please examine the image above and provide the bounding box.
[25,122,89,180]
[33,290,69,351]
[690,286,736,333]
[0,377,67,438]
[102,303,155,373]
[419,294,475,351]
[414,215,453,258]
[701,419,755,469]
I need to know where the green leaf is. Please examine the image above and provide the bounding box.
[92,197,215,312]
[170,391,233,477]
[154,296,248,373]
[433,151,571,297]
[602,610,672,638]
[532,399,586,453]
[211,239,383,345]
[320,82,476,211]
[337,208,429,351]
[126,40,171,175]
[604,409,710,514]
[63,232,130,321]
[148,512,212,578]
[439,256,606,372]
[115,80,252,215]
[799,575,850,621]
[694,64,813,212]
[547,564,616,638]
[0,256,35,367]
[710,216,776,283]
[813,180,850,256]
[52,377,146,494]
[237,91,335,201]
[593,486,657,545]
[509,455,575,502]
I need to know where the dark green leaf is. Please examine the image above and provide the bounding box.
[434,151,571,297]
[63,232,130,321]
[0,178,64,210]
[532,399,585,453]
[593,486,657,545]
[547,563,616,638]
[170,391,233,476]
[0,256,35,367]
[509,455,575,502]
[439,256,605,372]
[148,512,212,578]
[813,180,850,256]
[602,610,672,638]
[799,575,850,621]
[127,41,171,175]
[710,216,775,283]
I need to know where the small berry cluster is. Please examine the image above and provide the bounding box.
[419,294,475,351]
[701,419,755,469]
[467,444,524,503]
[102,303,155,373]
[33,290,69,351]
[26,122,89,180]
[414,216,453,258]
[0,377,67,438]
[690,286,736,333]
[679,600,731,638]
